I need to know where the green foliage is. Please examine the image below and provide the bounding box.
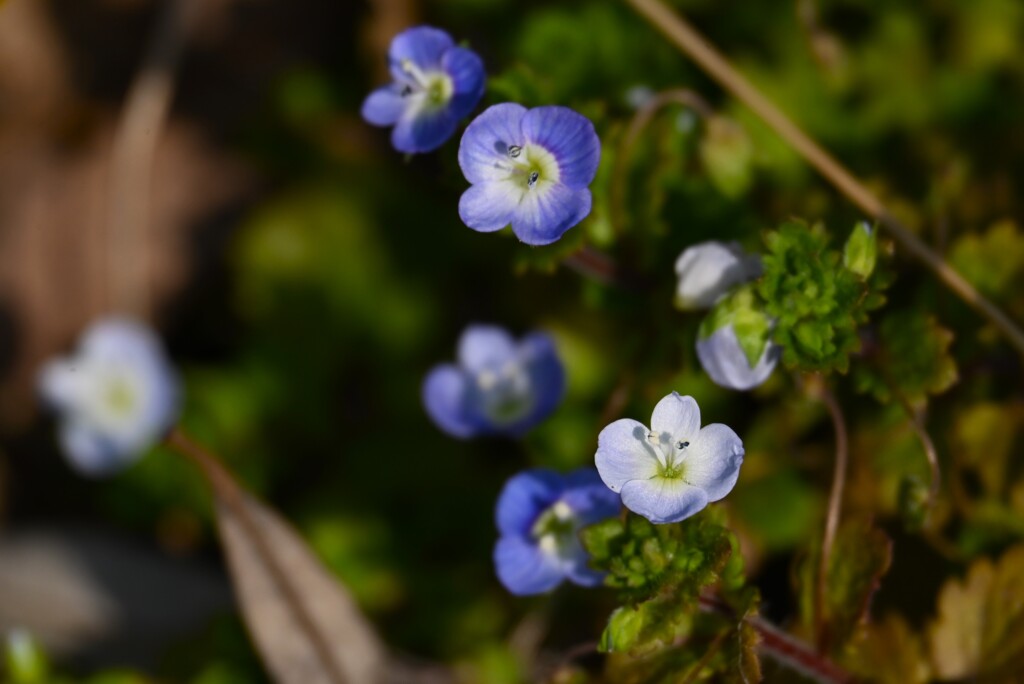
[854,309,958,409]
[758,221,885,373]
[3,632,50,684]
[698,116,755,198]
[949,220,1024,302]
[843,222,878,279]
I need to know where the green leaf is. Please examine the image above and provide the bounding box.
[843,222,878,279]
[949,219,1024,300]
[4,631,49,684]
[928,544,1024,681]
[846,614,931,684]
[699,116,755,198]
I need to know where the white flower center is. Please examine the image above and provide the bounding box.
[475,361,534,424]
[399,59,453,109]
[532,500,577,558]
[496,143,561,192]
[647,430,694,480]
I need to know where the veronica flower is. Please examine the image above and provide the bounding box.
[697,324,779,391]
[423,325,565,438]
[361,26,485,154]
[38,318,180,476]
[457,103,601,245]
[595,393,744,524]
[674,241,762,310]
[494,468,621,595]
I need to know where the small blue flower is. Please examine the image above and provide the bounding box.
[38,318,181,477]
[494,468,621,595]
[697,323,779,391]
[361,26,485,154]
[675,241,762,310]
[595,393,744,524]
[458,103,601,245]
[423,325,565,438]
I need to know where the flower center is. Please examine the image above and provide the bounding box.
[399,59,453,108]
[476,362,534,424]
[649,432,693,480]
[498,143,561,191]
[532,500,577,556]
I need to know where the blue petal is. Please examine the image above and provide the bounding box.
[521,106,601,189]
[422,364,479,438]
[361,85,407,126]
[506,332,565,434]
[686,423,744,502]
[442,46,486,119]
[458,103,528,184]
[388,26,453,73]
[60,421,135,478]
[494,536,565,595]
[696,324,779,391]
[650,393,701,443]
[391,108,457,153]
[620,478,709,524]
[595,419,662,492]
[561,468,622,526]
[495,468,565,536]
[458,180,520,233]
[511,185,591,246]
[457,325,517,373]
[564,557,606,588]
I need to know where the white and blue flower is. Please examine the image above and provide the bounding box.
[422,325,565,438]
[674,241,762,310]
[494,468,621,595]
[361,26,485,154]
[38,318,180,476]
[457,103,601,245]
[595,393,744,524]
[697,323,779,391]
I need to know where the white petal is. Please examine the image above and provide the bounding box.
[595,418,662,492]
[650,392,701,443]
[684,423,744,501]
[696,324,778,391]
[620,477,709,524]
[674,241,761,310]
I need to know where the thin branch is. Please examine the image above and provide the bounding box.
[679,627,731,684]
[165,428,350,684]
[611,88,713,234]
[697,595,853,684]
[622,0,1024,358]
[810,382,849,654]
[106,0,197,316]
[900,402,942,508]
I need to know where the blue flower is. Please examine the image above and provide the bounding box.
[494,468,621,595]
[458,103,601,245]
[361,26,485,154]
[423,325,565,438]
[38,318,180,477]
[697,323,779,391]
[595,393,744,524]
[675,241,762,310]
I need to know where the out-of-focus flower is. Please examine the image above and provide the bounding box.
[457,103,601,245]
[595,392,743,524]
[697,323,779,391]
[674,241,761,310]
[38,318,180,476]
[493,468,621,595]
[361,26,485,154]
[422,325,565,438]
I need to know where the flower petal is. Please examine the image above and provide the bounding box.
[442,46,486,118]
[494,536,564,595]
[59,420,135,477]
[521,106,601,189]
[511,184,591,246]
[360,85,407,127]
[509,332,565,434]
[422,364,478,438]
[458,180,522,232]
[564,556,606,588]
[457,325,518,373]
[458,103,528,184]
[388,26,453,72]
[620,477,709,524]
[391,107,456,153]
[561,468,622,526]
[495,468,564,537]
[696,324,779,391]
[595,419,663,492]
[674,241,762,310]
[685,423,744,502]
[650,392,701,443]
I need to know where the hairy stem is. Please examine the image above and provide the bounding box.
[165,428,350,684]
[622,0,1024,358]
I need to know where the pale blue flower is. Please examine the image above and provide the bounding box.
[423,325,564,438]
[595,393,743,524]
[38,318,180,476]
[697,323,779,391]
[361,26,485,153]
[457,103,600,245]
[674,241,762,310]
[494,468,621,595]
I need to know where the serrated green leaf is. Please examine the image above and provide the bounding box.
[847,614,931,684]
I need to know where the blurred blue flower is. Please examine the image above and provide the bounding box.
[697,323,779,391]
[494,468,621,595]
[423,325,565,438]
[457,103,600,245]
[38,318,180,477]
[361,26,485,154]
[595,393,744,524]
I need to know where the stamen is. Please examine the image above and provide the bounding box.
[676,440,690,449]
[507,145,522,158]
[527,171,540,187]
[399,58,429,89]
[400,85,413,97]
